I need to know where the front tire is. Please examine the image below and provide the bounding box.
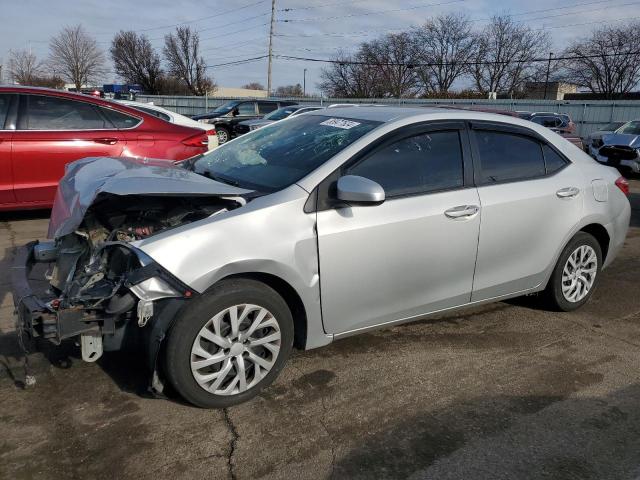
[543,232,602,311]
[164,279,294,408]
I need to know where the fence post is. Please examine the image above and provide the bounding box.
[205,91,209,113]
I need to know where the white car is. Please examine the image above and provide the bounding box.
[118,100,219,150]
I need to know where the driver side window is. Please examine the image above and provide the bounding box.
[347,130,465,197]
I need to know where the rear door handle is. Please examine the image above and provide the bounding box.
[444,205,480,219]
[93,137,118,145]
[556,187,580,198]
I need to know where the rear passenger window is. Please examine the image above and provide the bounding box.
[100,107,141,129]
[347,130,464,197]
[475,130,545,183]
[237,102,256,115]
[542,144,567,174]
[24,95,109,130]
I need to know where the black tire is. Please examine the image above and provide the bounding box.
[216,127,230,144]
[542,232,602,312]
[164,279,294,408]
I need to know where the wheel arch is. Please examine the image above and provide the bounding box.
[579,223,610,262]
[218,272,309,350]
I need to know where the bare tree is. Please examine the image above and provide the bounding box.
[242,82,265,90]
[164,26,214,95]
[275,83,304,96]
[561,23,640,98]
[8,49,43,85]
[411,14,476,95]
[49,25,105,91]
[111,31,163,94]
[472,16,550,96]
[318,50,385,98]
[360,32,419,98]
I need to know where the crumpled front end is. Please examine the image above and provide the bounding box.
[596,133,640,173]
[13,156,250,371]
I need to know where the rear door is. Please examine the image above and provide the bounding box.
[12,94,126,204]
[0,93,17,205]
[316,123,480,334]
[469,123,583,301]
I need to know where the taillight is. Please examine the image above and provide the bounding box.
[205,128,216,135]
[615,176,630,196]
[182,132,208,148]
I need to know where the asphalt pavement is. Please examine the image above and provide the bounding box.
[1,179,639,480]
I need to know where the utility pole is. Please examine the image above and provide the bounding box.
[543,52,553,100]
[267,0,276,96]
[303,68,307,96]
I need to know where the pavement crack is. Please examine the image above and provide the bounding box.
[562,316,640,349]
[291,363,337,478]
[222,408,239,480]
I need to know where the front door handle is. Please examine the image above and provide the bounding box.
[556,187,580,198]
[93,137,118,145]
[444,205,480,219]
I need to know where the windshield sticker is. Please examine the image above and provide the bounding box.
[320,118,361,129]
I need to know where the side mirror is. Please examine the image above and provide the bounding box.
[336,175,385,205]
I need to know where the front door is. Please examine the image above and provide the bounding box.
[469,125,583,301]
[12,94,124,204]
[316,126,480,335]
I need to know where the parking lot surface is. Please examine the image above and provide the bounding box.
[1,179,639,480]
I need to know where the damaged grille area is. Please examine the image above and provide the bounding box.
[599,145,639,163]
[30,193,243,347]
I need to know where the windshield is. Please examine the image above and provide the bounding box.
[265,107,298,121]
[603,122,624,131]
[192,114,380,191]
[616,121,640,135]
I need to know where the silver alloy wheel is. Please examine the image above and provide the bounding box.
[217,129,228,144]
[190,304,281,395]
[561,245,598,303]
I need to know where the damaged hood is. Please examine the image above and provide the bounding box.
[602,133,640,149]
[48,156,252,239]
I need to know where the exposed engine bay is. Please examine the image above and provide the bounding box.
[31,193,243,363]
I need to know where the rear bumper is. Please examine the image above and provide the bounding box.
[12,241,115,343]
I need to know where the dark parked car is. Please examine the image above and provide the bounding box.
[234,105,324,135]
[192,100,297,144]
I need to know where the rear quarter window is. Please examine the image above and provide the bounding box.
[100,107,141,129]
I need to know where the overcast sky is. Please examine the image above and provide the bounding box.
[1,0,637,94]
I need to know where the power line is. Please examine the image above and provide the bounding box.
[276,0,639,36]
[280,0,465,23]
[199,23,270,42]
[275,50,640,67]
[205,55,269,69]
[95,0,269,35]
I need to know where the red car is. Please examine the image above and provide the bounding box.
[0,86,209,211]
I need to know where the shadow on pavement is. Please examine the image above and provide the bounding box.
[335,384,640,480]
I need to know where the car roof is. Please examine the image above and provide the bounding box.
[311,106,447,122]
[307,105,575,131]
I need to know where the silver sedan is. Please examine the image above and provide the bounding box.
[14,107,631,408]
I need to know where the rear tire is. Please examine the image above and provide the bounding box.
[164,279,294,408]
[542,232,602,312]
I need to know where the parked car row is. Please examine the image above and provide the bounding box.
[192,99,298,144]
